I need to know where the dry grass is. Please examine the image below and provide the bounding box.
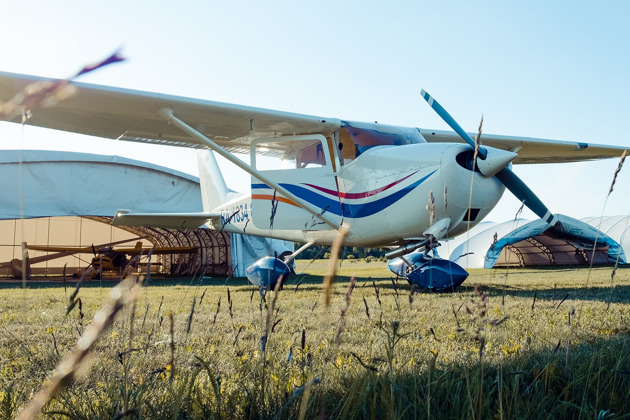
[0,263,629,418]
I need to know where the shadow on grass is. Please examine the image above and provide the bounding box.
[361,281,630,304]
[315,334,630,419]
[465,283,630,304]
[2,268,630,304]
[0,276,244,289]
[26,326,630,419]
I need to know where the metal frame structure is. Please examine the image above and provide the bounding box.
[86,216,231,276]
[495,233,610,268]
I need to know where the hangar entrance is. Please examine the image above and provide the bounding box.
[493,232,612,268]
[0,216,231,278]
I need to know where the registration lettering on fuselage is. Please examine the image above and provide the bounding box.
[220,202,250,225]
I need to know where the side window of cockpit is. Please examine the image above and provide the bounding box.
[252,135,335,171]
[296,142,327,168]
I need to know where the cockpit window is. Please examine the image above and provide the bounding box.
[296,137,338,170]
[296,141,326,168]
[339,122,426,162]
[252,136,334,171]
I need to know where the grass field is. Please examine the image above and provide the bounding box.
[1,261,630,418]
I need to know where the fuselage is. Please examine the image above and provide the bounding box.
[213,142,506,247]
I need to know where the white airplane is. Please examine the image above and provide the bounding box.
[0,71,626,291]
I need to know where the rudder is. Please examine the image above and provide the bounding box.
[196,150,228,211]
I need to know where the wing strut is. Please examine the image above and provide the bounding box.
[157,108,341,231]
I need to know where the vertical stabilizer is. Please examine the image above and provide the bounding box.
[196,150,228,211]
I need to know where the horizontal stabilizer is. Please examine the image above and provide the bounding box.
[113,210,219,229]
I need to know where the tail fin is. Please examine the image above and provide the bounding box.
[196,150,229,211]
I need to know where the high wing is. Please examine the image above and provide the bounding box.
[0,251,84,268]
[0,71,625,163]
[419,129,625,164]
[119,246,197,255]
[26,245,100,253]
[0,71,340,156]
[26,244,197,255]
[26,237,144,255]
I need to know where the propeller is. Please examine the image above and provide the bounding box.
[420,90,557,225]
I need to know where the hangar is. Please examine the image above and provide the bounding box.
[581,216,630,259]
[0,150,291,278]
[445,215,627,269]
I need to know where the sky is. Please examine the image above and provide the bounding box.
[1,0,629,224]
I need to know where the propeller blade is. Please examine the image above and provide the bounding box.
[420,89,487,159]
[495,167,557,225]
[420,89,556,225]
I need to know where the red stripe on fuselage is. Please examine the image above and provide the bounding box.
[304,171,418,199]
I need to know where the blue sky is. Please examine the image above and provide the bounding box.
[1,1,628,223]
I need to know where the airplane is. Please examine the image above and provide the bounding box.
[2,238,197,279]
[0,237,141,279]
[26,241,198,279]
[0,71,627,291]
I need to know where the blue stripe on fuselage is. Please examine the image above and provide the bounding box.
[251,170,436,218]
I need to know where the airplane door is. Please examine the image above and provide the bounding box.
[250,135,342,231]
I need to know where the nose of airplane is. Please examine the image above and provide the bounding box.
[476,146,518,177]
[438,144,506,236]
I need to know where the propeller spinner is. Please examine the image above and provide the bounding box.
[420,90,557,225]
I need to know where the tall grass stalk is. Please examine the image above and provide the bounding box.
[1,264,629,418]
[16,276,140,419]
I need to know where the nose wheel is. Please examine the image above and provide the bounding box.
[387,242,469,292]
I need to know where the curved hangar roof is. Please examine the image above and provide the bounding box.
[0,150,202,219]
[447,214,626,269]
[0,150,233,277]
[581,216,630,260]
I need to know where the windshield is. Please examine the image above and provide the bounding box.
[339,121,426,161]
